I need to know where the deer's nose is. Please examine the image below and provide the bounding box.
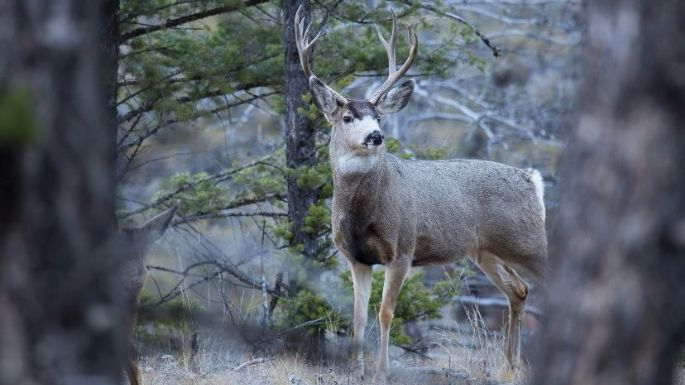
[365,130,384,146]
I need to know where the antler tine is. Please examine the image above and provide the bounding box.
[368,14,418,105]
[293,5,347,104]
[374,10,398,75]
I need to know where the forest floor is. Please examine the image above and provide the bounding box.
[139,324,527,385]
[138,338,685,385]
[140,349,523,385]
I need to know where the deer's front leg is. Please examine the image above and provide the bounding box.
[375,258,410,382]
[349,261,372,377]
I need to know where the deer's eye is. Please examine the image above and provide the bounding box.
[342,116,352,124]
[376,117,382,123]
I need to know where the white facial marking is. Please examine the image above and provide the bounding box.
[346,116,381,148]
[333,115,383,175]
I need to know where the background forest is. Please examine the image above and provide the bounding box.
[117,0,576,342]
[114,1,580,382]
[2,1,684,385]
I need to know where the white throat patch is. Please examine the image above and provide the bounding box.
[335,152,380,175]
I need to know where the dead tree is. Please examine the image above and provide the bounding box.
[532,1,685,385]
[0,2,126,385]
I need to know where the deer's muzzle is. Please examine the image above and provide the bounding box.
[364,130,384,147]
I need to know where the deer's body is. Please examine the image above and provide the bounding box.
[332,153,546,271]
[294,7,547,381]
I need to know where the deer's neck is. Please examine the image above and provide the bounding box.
[331,149,385,175]
[332,150,388,212]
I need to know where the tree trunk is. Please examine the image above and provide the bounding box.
[0,2,125,385]
[532,1,685,385]
[282,0,321,261]
[282,0,327,359]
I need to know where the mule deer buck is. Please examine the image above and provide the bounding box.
[294,7,547,380]
[116,204,179,385]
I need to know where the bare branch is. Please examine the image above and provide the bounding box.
[409,1,501,57]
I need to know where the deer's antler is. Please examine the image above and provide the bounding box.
[294,5,348,104]
[368,11,418,105]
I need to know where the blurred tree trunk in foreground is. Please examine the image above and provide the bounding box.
[0,2,125,385]
[532,1,685,385]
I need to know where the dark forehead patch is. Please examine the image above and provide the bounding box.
[345,99,380,120]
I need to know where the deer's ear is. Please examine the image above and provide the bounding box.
[309,77,340,114]
[375,79,414,114]
[139,203,179,243]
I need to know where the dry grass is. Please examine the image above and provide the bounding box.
[431,309,528,385]
[140,308,527,385]
[141,352,467,385]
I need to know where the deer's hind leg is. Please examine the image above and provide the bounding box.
[473,251,529,368]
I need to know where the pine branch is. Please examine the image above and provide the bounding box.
[120,0,270,41]
[117,82,272,124]
[173,194,288,225]
[118,152,281,219]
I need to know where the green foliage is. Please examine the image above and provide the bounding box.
[0,88,38,144]
[135,289,199,362]
[270,219,293,242]
[138,289,199,328]
[153,172,229,215]
[119,1,283,131]
[384,136,414,160]
[234,160,286,198]
[458,25,478,45]
[415,146,447,160]
[466,51,487,73]
[298,93,321,121]
[295,163,331,193]
[275,288,345,335]
[341,269,455,345]
[384,136,448,161]
[302,202,330,235]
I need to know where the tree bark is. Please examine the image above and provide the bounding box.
[282,0,321,261]
[532,1,685,385]
[0,2,125,384]
[282,0,327,359]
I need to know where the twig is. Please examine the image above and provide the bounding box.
[233,357,266,371]
[397,344,434,360]
[281,317,327,333]
[456,295,544,318]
